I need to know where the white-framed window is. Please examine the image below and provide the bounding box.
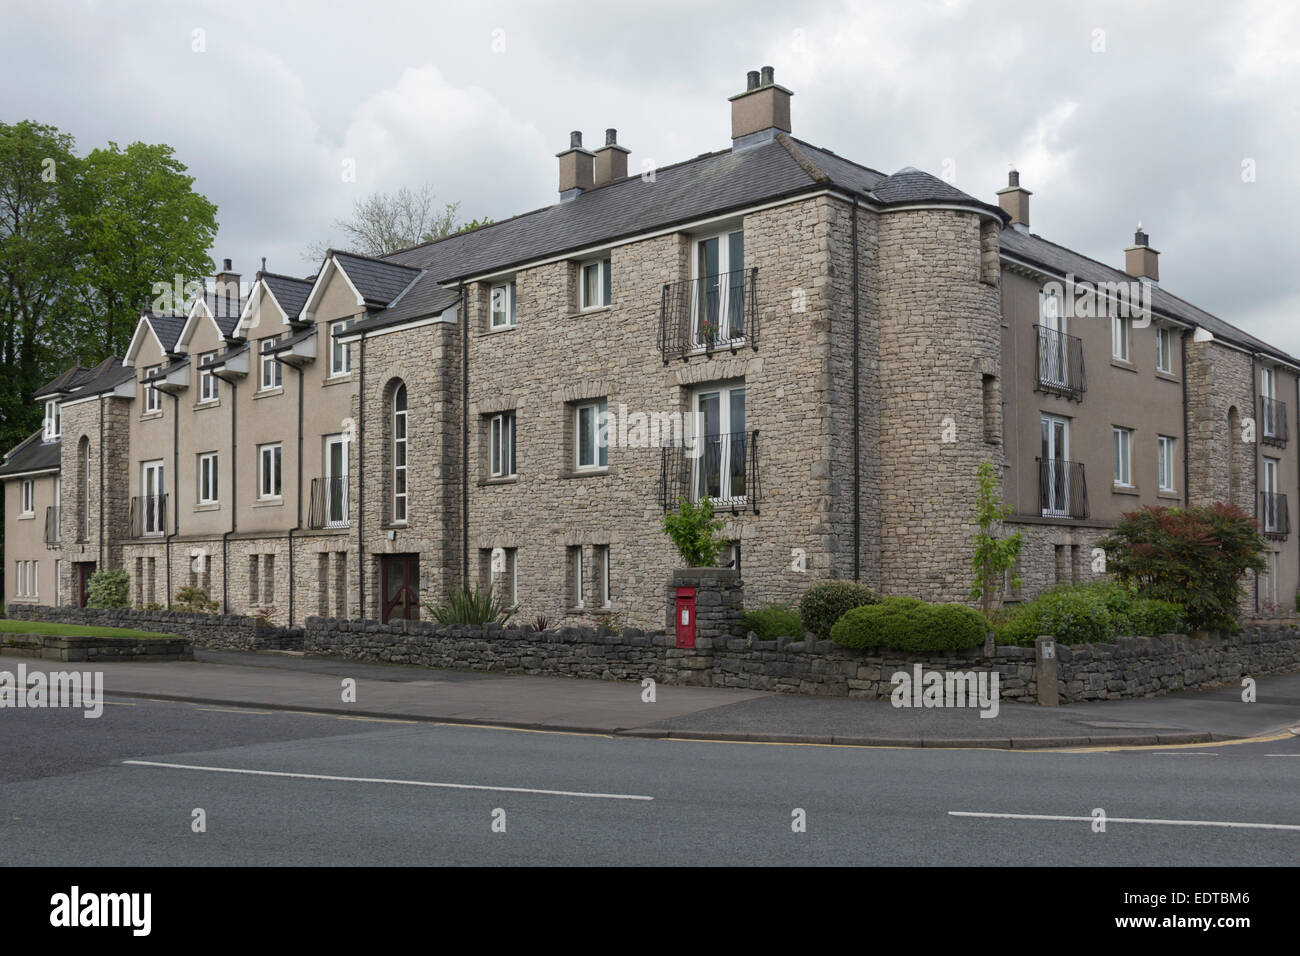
[16,561,26,598]
[141,460,165,535]
[199,352,219,402]
[693,229,746,344]
[580,257,612,310]
[1112,316,1131,362]
[488,547,517,605]
[1041,414,1071,517]
[1263,457,1281,534]
[330,319,355,376]
[1113,426,1133,486]
[595,544,611,608]
[574,400,609,471]
[692,382,747,503]
[260,336,282,390]
[569,546,585,609]
[198,452,219,504]
[490,280,517,328]
[1156,326,1174,374]
[1157,436,1176,492]
[1037,288,1070,389]
[489,411,516,478]
[258,443,282,499]
[392,384,408,523]
[20,478,34,515]
[1261,366,1280,439]
[43,399,60,440]
[144,366,162,412]
[324,434,349,528]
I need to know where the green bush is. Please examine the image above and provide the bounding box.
[425,583,516,626]
[86,569,130,609]
[174,586,219,614]
[798,581,880,641]
[830,596,986,652]
[661,496,727,567]
[996,582,1187,646]
[742,604,804,641]
[1099,503,1266,630]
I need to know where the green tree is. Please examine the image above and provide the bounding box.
[969,460,1022,618]
[662,496,727,567]
[70,141,218,353]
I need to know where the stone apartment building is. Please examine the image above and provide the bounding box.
[4,67,1298,626]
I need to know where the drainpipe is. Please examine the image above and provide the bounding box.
[460,280,469,586]
[1251,354,1259,613]
[356,331,366,621]
[164,391,180,608]
[97,396,104,569]
[1180,331,1190,506]
[276,354,305,628]
[851,199,861,582]
[213,367,238,613]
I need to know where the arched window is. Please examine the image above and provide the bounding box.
[77,436,91,543]
[392,383,408,523]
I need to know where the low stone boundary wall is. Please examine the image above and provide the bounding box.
[302,617,1300,703]
[2,631,193,662]
[4,605,303,652]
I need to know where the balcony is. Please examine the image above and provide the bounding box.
[1038,458,1088,520]
[1261,397,1288,447]
[1034,325,1086,401]
[309,476,349,529]
[44,506,60,549]
[660,268,758,363]
[1262,492,1289,539]
[128,494,168,538]
[661,429,760,514]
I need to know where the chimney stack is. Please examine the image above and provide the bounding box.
[1124,223,1159,282]
[729,65,792,149]
[996,169,1031,228]
[557,130,595,201]
[593,128,630,187]
[214,258,241,319]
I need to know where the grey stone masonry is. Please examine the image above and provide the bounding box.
[666,568,744,642]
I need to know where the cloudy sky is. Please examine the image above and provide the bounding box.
[3,0,1298,351]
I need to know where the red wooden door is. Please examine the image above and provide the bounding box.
[381,555,419,623]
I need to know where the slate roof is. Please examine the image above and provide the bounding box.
[261,272,312,321]
[199,288,247,337]
[1000,228,1300,365]
[145,313,188,354]
[331,251,421,308]
[0,430,60,477]
[33,364,92,398]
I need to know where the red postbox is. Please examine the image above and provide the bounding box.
[675,587,696,648]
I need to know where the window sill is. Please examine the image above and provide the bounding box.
[253,388,284,400]
[252,498,283,508]
[561,467,613,479]
[568,305,613,319]
[1110,359,1137,373]
[194,502,221,512]
[16,513,35,521]
[1157,491,1181,501]
[483,323,518,335]
[1155,371,1180,384]
[140,411,164,422]
[323,373,354,387]
[193,400,221,411]
[382,521,409,531]
[1112,484,1141,496]
[479,476,518,486]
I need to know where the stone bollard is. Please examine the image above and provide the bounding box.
[1035,635,1059,706]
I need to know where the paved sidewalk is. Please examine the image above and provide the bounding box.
[6,648,1299,747]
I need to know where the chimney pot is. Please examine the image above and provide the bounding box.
[996,171,1031,227]
[747,70,760,91]
[605,128,618,146]
[760,65,775,85]
[223,257,232,271]
[570,130,583,149]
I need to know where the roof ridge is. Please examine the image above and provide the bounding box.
[332,248,421,271]
[259,270,313,284]
[791,138,888,179]
[775,133,830,184]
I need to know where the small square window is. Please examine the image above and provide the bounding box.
[259,443,282,499]
[260,337,283,390]
[1156,327,1174,374]
[199,352,219,402]
[20,478,35,515]
[1112,316,1131,362]
[330,319,355,376]
[580,258,611,310]
[198,452,219,504]
[1113,427,1133,486]
[489,412,516,478]
[1157,436,1175,492]
[575,400,609,470]
[490,281,517,328]
[144,366,163,412]
[43,400,61,440]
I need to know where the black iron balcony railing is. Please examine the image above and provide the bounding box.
[1038,458,1088,520]
[1034,325,1086,401]
[1262,492,1290,539]
[1261,397,1288,447]
[308,476,349,529]
[661,429,760,514]
[660,267,758,363]
[128,494,168,537]
[44,506,60,548]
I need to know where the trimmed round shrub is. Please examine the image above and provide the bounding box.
[798,581,880,641]
[86,569,130,609]
[742,604,804,641]
[995,582,1188,645]
[1126,598,1187,636]
[830,596,987,652]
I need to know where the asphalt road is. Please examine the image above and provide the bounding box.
[2,697,1298,865]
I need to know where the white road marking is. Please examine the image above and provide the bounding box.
[1265,754,1300,757]
[949,811,1300,831]
[1151,752,1219,757]
[122,759,653,801]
